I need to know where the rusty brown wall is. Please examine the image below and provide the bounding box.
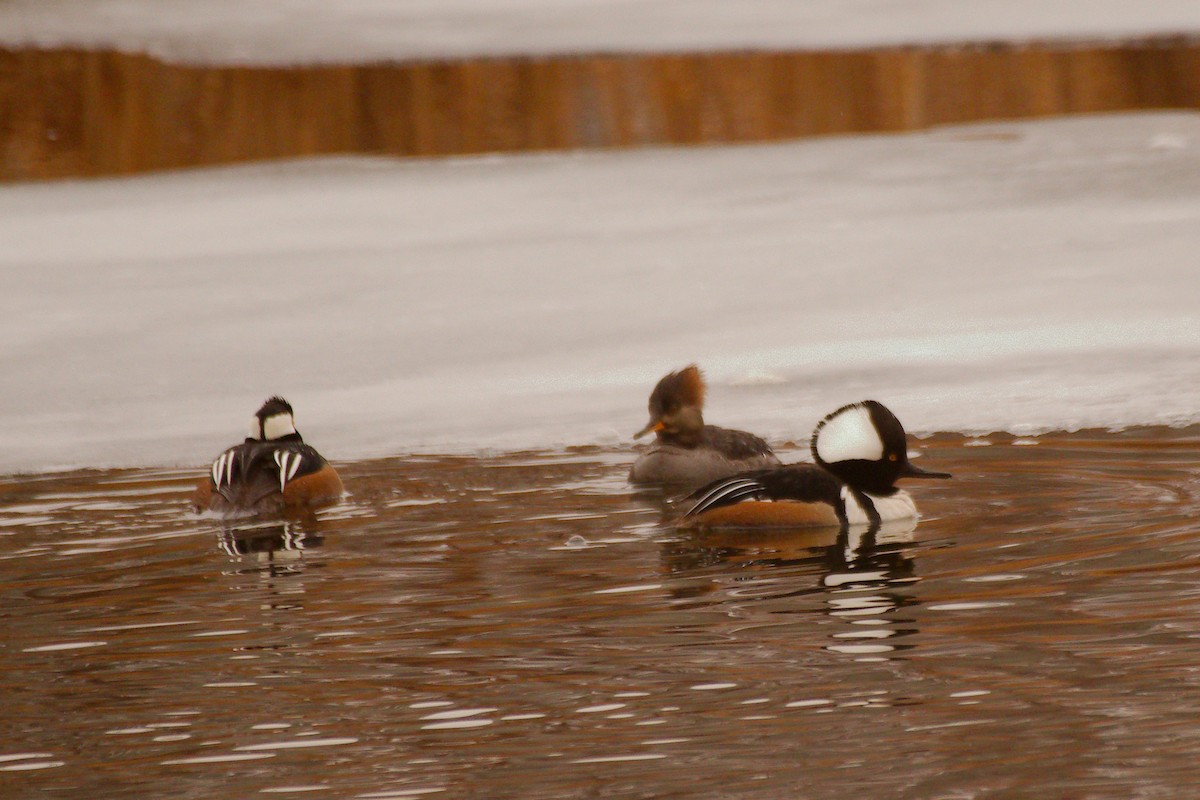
[1,37,1198,181]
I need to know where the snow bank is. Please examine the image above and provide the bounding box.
[0,1,1197,63]
[2,112,1198,472]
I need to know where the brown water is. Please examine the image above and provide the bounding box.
[2,430,1200,799]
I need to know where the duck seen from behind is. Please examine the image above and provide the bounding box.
[192,396,344,515]
[681,400,949,529]
[629,364,780,488]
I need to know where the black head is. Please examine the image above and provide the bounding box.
[250,396,299,441]
[811,400,950,495]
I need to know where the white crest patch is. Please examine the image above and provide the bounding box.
[262,413,297,441]
[815,404,884,464]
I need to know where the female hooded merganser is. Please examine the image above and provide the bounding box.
[192,397,344,515]
[629,364,780,488]
[680,400,949,529]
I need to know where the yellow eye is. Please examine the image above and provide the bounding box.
[888,453,898,462]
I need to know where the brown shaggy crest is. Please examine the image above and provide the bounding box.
[649,364,706,415]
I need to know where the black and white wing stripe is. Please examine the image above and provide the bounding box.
[211,449,236,491]
[684,476,769,518]
[273,450,305,493]
[683,464,846,519]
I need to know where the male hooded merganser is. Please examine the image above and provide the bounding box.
[192,397,344,515]
[629,364,780,488]
[680,400,949,529]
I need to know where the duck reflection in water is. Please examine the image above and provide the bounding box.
[821,518,922,659]
[215,518,325,569]
[662,516,917,592]
[661,516,922,658]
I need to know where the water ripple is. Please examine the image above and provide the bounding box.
[2,434,1200,796]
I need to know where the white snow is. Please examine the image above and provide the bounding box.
[2,112,1199,473]
[0,1,1198,63]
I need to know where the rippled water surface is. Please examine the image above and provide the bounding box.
[3,430,1200,798]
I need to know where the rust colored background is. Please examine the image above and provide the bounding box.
[2,36,1198,181]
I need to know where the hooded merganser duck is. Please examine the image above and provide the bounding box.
[629,364,780,488]
[680,400,949,529]
[192,396,344,515]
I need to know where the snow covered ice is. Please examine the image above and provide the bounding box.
[2,112,1199,473]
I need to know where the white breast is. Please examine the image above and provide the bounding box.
[841,486,917,525]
